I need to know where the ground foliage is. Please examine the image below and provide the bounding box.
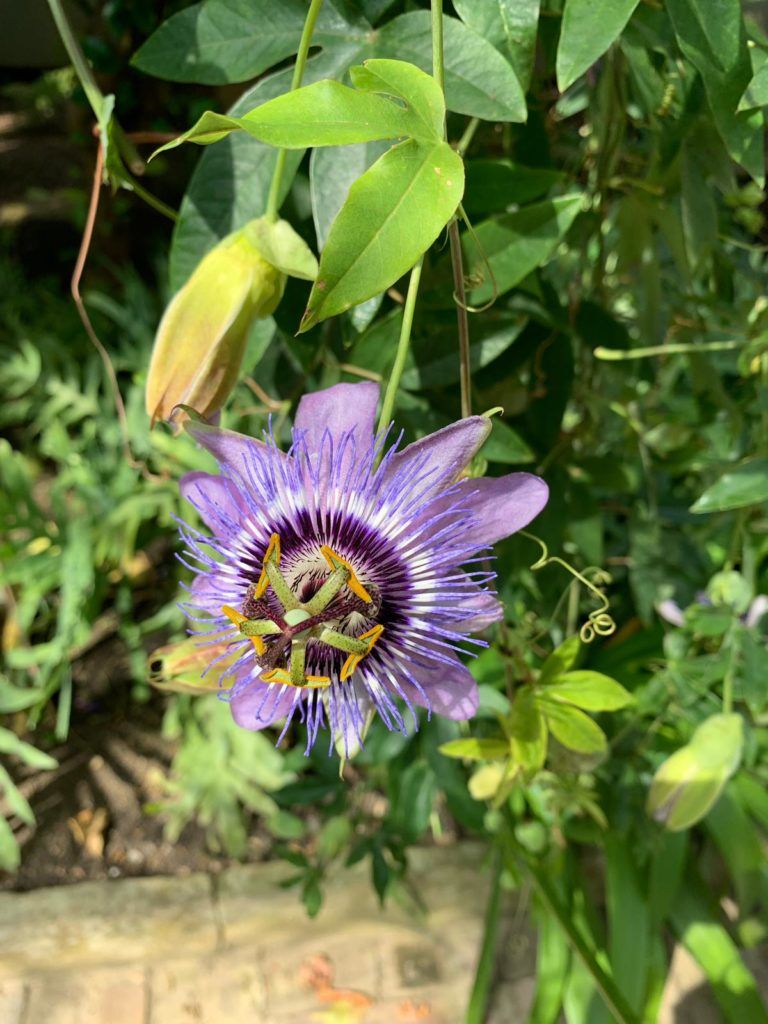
[2,1,768,1021]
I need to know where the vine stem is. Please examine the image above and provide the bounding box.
[265,0,325,221]
[377,259,423,432]
[46,0,104,120]
[376,0,446,433]
[450,220,472,418]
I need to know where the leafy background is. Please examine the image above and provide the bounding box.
[2,1,768,1021]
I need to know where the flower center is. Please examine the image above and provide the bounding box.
[221,533,383,688]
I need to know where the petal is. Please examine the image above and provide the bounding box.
[180,471,246,534]
[399,655,479,721]
[452,582,504,633]
[185,418,280,477]
[657,599,685,627]
[230,679,297,731]
[386,416,491,492]
[442,472,548,549]
[745,595,768,628]
[294,381,380,453]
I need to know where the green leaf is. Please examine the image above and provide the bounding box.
[0,764,34,826]
[311,143,390,252]
[602,836,649,1017]
[168,48,360,290]
[403,316,527,392]
[375,12,526,122]
[556,0,640,92]
[465,194,583,305]
[0,727,57,771]
[647,713,744,831]
[539,635,582,685]
[453,0,540,92]
[350,58,445,141]
[0,816,20,873]
[690,457,768,513]
[478,417,535,464]
[464,160,565,217]
[390,761,436,841]
[670,875,768,1024]
[439,737,510,761]
[132,0,367,85]
[242,219,317,280]
[510,686,548,771]
[0,680,45,714]
[680,138,718,272]
[667,0,764,184]
[544,671,632,711]
[539,700,607,755]
[154,80,423,158]
[739,63,768,111]
[300,139,464,331]
[527,901,571,1024]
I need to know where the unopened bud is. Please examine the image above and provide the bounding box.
[146,217,317,425]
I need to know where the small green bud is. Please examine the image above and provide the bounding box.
[146,217,317,425]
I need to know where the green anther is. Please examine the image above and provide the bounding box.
[284,608,312,628]
[239,619,281,638]
[265,559,301,610]
[304,566,349,615]
[317,627,371,656]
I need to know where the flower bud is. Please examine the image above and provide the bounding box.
[146,217,317,425]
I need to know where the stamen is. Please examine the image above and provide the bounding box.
[320,545,372,603]
[340,624,384,680]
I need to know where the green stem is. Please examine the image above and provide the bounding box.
[595,340,741,361]
[457,117,480,156]
[265,0,325,221]
[377,259,423,432]
[46,0,104,119]
[466,847,503,1024]
[431,0,445,95]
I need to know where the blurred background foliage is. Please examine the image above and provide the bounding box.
[2,1,768,1021]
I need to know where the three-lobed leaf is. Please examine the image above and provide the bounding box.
[539,700,608,755]
[300,139,464,331]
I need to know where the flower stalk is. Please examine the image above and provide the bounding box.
[265,0,326,222]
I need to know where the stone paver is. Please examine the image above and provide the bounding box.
[1,844,761,1023]
[24,966,147,1024]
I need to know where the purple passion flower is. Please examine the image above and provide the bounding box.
[179,382,548,754]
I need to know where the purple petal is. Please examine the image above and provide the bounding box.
[294,381,380,452]
[230,680,297,731]
[180,471,246,533]
[452,581,504,633]
[657,599,685,627]
[426,472,548,549]
[400,655,479,720]
[184,419,276,475]
[387,417,491,491]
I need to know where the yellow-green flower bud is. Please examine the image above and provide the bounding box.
[146,217,317,425]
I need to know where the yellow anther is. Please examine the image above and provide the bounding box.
[262,668,331,689]
[254,532,281,598]
[221,605,265,655]
[222,604,246,627]
[320,544,372,603]
[340,624,384,681]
